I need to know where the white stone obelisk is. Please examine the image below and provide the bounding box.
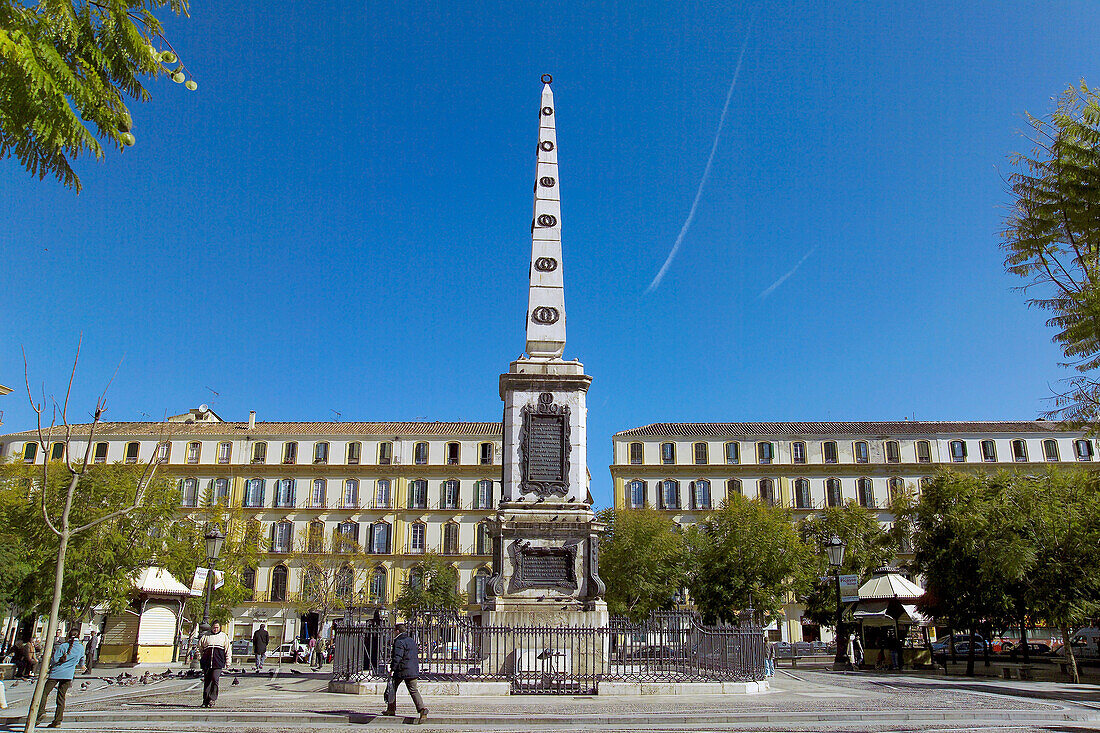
[485,75,606,626]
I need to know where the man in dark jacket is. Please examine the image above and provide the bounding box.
[252,624,270,672]
[383,623,427,721]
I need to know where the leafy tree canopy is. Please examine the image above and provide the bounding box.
[393,553,463,616]
[0,0,196,191]
[597,507,687,621]
[686,494,815,625]
[1002,82,1100,422]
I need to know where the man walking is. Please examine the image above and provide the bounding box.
[198,621,231,708]
[34,629,85,728]
[251,624,269,673]
[83,631,99,675]
[383,623,427,722]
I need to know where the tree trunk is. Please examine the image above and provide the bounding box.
[966,628,976,677]
[1061,623,1080,684]
[949,628,956,663]
[1020,612,1030,665]
[983,622,991,667]
[24,530,69,733]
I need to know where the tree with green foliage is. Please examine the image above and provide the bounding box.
[0,0,197,191]
[393,554,463,616]
[596,507,687,621]
[1006,468,1100,683]
[912,471,1029,676]
[1002,81,1100,423]
[284,522,365,626]
[686,494,815,625]
[797,501,897,657]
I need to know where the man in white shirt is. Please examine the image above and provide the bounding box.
[198,622,232,708]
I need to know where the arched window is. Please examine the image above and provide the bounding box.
[346,441,362,465]
[217,441,232,464]
[409,522,426,553]
[885,440,900,464]
[660,442,676,465]
[949,440,967,462]
[335,565,354,599]
[442,479,460,509]
[47,442,62,461]
[414,442,429,465]
[369,566,387,603]
[446,442,460,465]
[981,440,997,462]
[93,442,108,463]
[308,520,325,553]
[794,478,811,509]
[244,478,265,508]
[407,567,423,591]
[791,441,806,465]
[888,476,905,502]
[823,441,838,464]
[251,441,267,464]
[313,441,329,464]
[443,523,460,555]
[691,480,711,510]
[916,440,932,463]
[476,522,492,555]
[854,441,869,464]
[181,478,199,507]
[479,442,494,465]
[1043,439,1060,461]
[628,480,646,508]
[659,479,679,510]
[474,568,491,603]
[629,442,643,465]
[271,521,293,553]
[1012,439,1028,462]
[475,479,493,510]
[125,441,140,464]
[370,522,391,554]
[1075,439,1095,461]
[408,479,427,509]
[342,479,359,508]
[186,441,201,464]
[758,478,775,506]
[757,442,775,465]
[311,478,327,508]
[275,478,296,507]
[857,477,875,508]
[241,567,256,601]
[826,478,842,508]
[336,521,360,552]
[375,479,391,508]
[378,441,393,465]
[270,565,288,602]
[282,441,298,464]
[213,477,229,506]
[724,442,740,465]
[693,442,709,465]
[155,441,171,463]
[726,478,742,499]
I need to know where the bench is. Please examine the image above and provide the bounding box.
[1000,664,1034,680]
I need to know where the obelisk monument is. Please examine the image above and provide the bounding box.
[483,75,607,625]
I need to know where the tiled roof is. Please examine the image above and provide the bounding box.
[2,421,502,439]
[614,420,1076,438]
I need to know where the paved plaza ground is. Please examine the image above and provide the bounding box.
[3,664,1100,732]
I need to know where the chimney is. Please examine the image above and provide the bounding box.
[249,411,256,430]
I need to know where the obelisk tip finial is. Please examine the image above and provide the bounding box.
[541,73,553,85]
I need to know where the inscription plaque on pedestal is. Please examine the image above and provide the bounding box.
[513,541,577,590]
[520,392,570,497]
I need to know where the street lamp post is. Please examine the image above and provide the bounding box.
[199,525,226,637]
[826,535,849,670]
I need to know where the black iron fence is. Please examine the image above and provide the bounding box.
[333,608,764,694]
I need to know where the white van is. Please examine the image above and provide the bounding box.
[1069,627,1100,658]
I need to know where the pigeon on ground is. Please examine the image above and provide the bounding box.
[231,677,239,686]
[79,682,89,691]
[290,669,301,674]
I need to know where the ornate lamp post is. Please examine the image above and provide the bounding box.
[199,524,226,636]
[826,535,849,670]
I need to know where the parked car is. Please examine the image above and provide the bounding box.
[932,634,985,653]
[953,640,987,655]
[273,641,309,663]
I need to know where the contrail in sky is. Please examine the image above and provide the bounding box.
[758,247,817,299]
[645,17,757,294]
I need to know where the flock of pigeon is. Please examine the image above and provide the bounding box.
[8,666,310,695]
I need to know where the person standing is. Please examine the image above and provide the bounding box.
[251,624,269,672]
[198,621,231,708]
[763,637,775,677]
[34,629,85,728]
[365,610,383,676]
[383,623,427,722]
[84,630,99,675]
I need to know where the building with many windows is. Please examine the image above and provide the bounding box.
[611,420,1096,642]
[0,406,501,648]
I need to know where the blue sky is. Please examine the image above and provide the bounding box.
[2,1,1099,506]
